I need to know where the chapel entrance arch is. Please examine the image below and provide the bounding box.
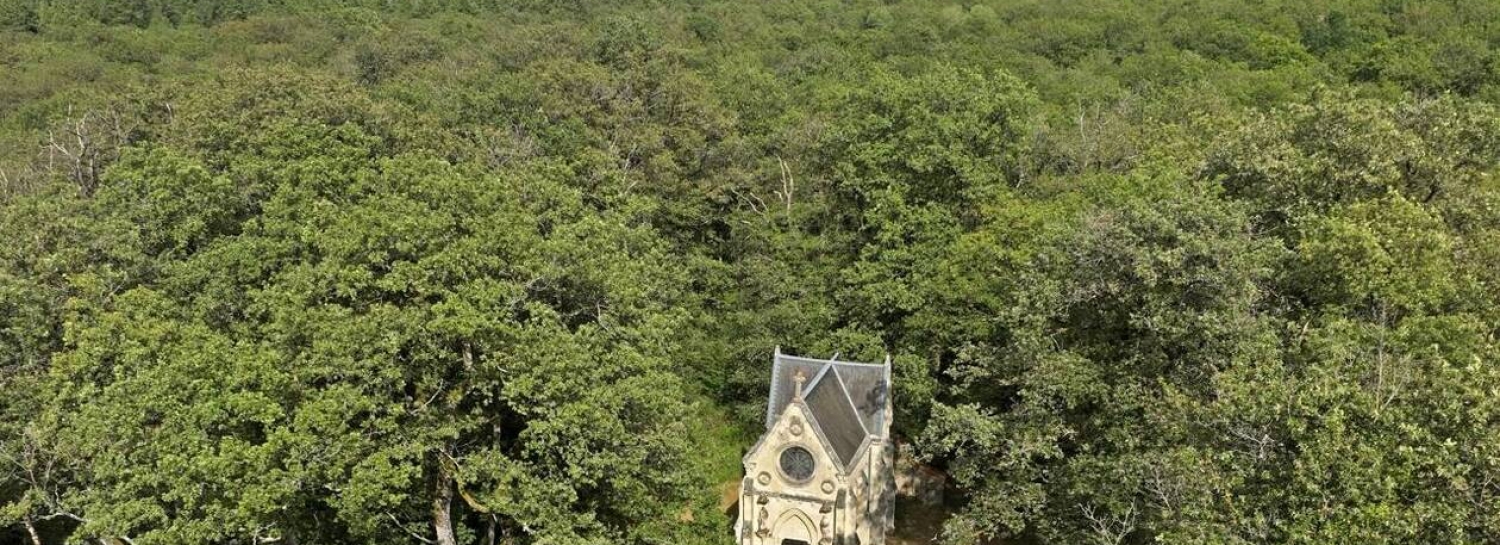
[772,509,815,544]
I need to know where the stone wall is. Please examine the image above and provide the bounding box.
[893,442,946,507]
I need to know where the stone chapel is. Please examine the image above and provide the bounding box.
[735,349,896,545]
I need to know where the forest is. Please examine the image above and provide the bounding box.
[2,0,1499,543]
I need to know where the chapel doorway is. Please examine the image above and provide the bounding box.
[772,509,815,544]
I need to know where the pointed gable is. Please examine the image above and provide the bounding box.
[742,397,846,479]
[763,350,892,469]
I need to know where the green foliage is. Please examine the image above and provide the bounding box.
[4,0,1500,544]
[920,187,1285,542]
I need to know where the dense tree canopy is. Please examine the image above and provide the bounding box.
[2,0,1499,544]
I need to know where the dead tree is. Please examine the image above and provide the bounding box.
[39,106,137,198]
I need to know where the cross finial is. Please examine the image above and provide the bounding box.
[793,369,807,400]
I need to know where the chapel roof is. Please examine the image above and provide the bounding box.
[765,349,891,467]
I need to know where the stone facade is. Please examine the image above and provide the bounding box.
[736,350,895,545]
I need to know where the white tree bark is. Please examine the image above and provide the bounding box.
[433,462,457,545]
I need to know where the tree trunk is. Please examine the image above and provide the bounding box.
[24,518,42,545]
[484,517,496,545]
[433,462,458,545]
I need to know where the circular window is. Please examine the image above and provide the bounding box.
[778,446,816,482]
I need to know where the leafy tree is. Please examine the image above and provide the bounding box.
[921,185,1281,543]
[5,1,1500,544]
